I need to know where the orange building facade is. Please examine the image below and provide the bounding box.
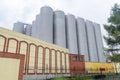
[69,54,85,75]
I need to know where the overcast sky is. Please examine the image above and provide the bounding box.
[0,0,120,45]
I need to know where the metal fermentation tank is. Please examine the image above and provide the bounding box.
[66,14,78,54]
[76,17,89,61]
[53,10,66,48]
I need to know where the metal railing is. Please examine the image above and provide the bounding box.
[23,67,120,80]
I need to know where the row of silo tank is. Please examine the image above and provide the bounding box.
[31,15,40,38]
[13,6,106,62]
[31,7,53,43]
[85,20,98,62]
[31,7,66,47]
[13,22,31,36]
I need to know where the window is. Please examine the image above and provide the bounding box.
[72,56,77,61]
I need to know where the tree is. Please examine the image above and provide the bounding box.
[104,3,120,62]
[108,54,120,62]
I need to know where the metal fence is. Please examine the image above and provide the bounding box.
[94,74,120,80]
[23,68,120,80]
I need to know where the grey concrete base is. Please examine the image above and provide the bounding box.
[23,74,70,80]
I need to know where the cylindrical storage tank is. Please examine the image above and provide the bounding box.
[39,6,53,43]
[53,10,66,48]
[66,14,78,54]
[85,20,98,62]
[13,22,25,34]
[25,24,31,36]
[31,15,40,38]
[36,14,41,38]
[31,21,36,37]
[93,23,106,62]
[76,17,89,61]
[31,21,38,38]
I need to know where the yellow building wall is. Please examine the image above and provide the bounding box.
[19,42,27,73]
[0,58,20,80]
[85,62,115,74]
[28,44,36,73]
[0,36,5,51]
[62,52,65,73]
[0,27,70,74]
[57,51,61,73]
[7,39,17,53]
[45,48,50,73]
[38,46,43,73]
[114,63,120,73]
[66,54,70,73]
[0,27,68,52]
[51,50,55,73]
